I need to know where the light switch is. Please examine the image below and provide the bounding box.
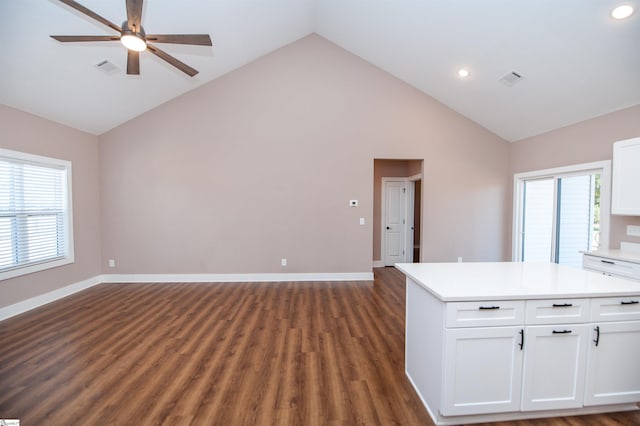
[350,200,358,207]
[359,218,365,225]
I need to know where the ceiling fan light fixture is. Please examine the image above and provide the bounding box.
[121,33,147,51]
[51,1,211,76]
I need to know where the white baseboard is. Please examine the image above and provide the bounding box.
[372,260,385,268]
[0,275,104,322]
[102,272,374,283]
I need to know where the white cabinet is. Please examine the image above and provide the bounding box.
[612,137,640,215]
[446,300,524,328]
[584,296,640,406]
[521,324,589,411]
[521,299,591,411]
[590,296,640,322]
[441,300,525,415]
[583,254,640,281]
[525,298,590,324]
[584,321,640,405]
[441,298,593,415]
[399,263,640,425]
[436,295,640,419]
[442,326,523,415]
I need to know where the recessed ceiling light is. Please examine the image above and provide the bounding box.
[611,5,634,19]
[457,69,470,78]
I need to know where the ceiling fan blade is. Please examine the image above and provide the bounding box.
[147,44,199,77]
[57,0,122,33]
[127,50,140,75]
[145,34,212,46]
[51,35,120,42]
[126,0,144,31]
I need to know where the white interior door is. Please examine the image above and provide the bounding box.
[383,179,406,266]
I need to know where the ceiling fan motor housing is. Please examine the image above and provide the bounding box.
[121,21,145,38]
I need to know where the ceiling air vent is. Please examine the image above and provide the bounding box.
[95,60,119,75]
[499,71,523,87]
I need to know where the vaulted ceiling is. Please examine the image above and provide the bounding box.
[1,0,638,141]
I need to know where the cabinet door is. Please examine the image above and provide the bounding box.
[584,320,640,406]
[612,137,640,215]
[441,326,523,416]
[521,325,589,411]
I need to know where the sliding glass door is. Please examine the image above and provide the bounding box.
[522,179,554,262]
[515,162,610,269]
[556,174,599,267]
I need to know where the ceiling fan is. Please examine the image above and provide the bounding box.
[50,0,212,77]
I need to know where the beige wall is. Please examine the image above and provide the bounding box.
[10,36,635,309]
[0,105,102,308]
[510,105,640,251]
[99,34,511,274]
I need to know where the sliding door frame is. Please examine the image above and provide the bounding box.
[512,160,611,262]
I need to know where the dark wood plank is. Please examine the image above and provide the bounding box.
[0,267,638,425]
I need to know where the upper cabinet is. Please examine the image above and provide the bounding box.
[611,137,640,215]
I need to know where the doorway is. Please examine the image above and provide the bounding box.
[373,159,423,267]
[410,178,421,263]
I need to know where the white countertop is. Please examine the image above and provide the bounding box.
[582,249,640,264]
[395,262,640,302]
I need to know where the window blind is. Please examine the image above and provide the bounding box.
[0,155,69,273]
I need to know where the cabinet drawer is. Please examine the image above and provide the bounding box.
[525,299,590,325]
[590,297,640,322]
[583,255,636,279]
[446,301,524,328]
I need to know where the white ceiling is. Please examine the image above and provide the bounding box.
[1,0,638,141]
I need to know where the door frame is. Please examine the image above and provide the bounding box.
[511,160,611,262]
[381,177,410,266]
[406,173,422,263]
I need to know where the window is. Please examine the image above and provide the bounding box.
[512,161,611,269]
[0,149,73,280]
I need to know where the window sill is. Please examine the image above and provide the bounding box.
[0,256,75,281]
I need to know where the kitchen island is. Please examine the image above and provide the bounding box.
[395,262,640,425]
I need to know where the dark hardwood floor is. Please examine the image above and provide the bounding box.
[0,267,638,425]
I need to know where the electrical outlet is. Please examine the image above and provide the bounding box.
[281,258,287,267]
[359,217,365,225]
[627,225,640,237]
[457,257,462,263]
[108,259,115,268]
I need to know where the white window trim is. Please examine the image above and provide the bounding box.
[0,149,74,281]
[512,160,611,262]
